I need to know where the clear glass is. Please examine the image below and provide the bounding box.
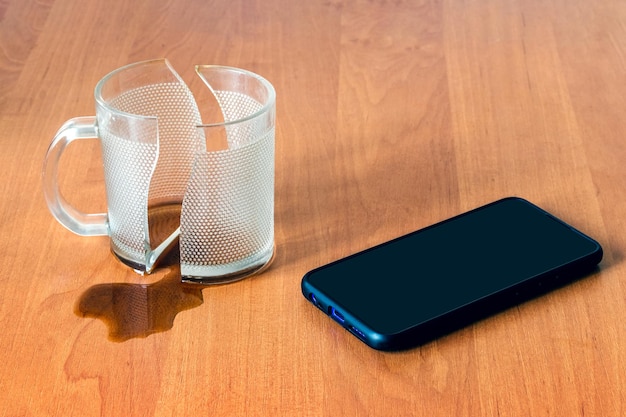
[179,66,276,284]
[43,61,276,281]
[43,59,202,272]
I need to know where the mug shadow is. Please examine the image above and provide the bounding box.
[75,263,205,342]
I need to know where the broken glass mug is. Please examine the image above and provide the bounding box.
[43,59,276,284]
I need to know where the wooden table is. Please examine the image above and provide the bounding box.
[1,0,625,415]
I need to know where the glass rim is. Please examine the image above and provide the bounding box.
[93,59,276,127]
[94,58,172,122]
[194,64,276,129]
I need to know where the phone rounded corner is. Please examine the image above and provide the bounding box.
[592,242,604,265]
[360,331,392,351]
[357,327,414,352]
[367,337,415,352]
[300,275,313,297]
[502,196,532,206]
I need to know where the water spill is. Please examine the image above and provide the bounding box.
[75,264,205,342]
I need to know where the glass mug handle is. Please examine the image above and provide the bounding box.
[42,116,108,236]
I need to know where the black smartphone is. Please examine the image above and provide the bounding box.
[301,197,603,351]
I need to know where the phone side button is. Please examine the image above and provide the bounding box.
[308,293,326,311]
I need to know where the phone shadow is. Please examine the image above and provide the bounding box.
[74,264,205,342]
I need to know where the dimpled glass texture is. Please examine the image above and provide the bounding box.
[110,83,201,203]
[98,74,201,269]
[180,69,276,283]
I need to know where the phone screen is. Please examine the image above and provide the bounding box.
[301,197,602,350]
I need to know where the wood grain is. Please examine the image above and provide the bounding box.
[1,0,625,415]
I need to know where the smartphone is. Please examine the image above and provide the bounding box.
[301,197,603,351]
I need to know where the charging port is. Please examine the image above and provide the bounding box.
[329,307,346,325]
